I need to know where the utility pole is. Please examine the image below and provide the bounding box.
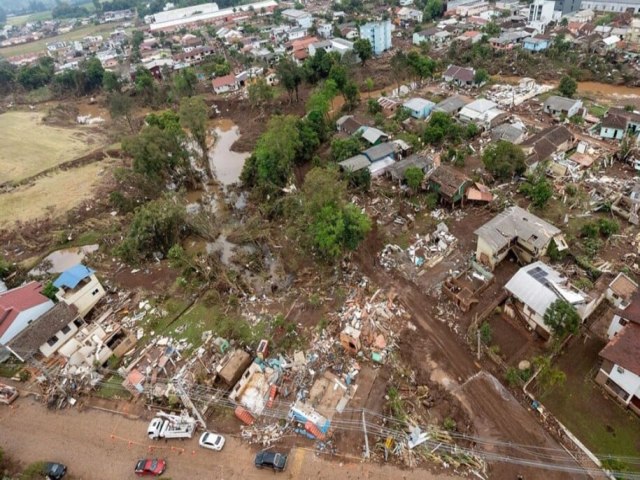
[362,410,370,459]
[477,329,481,361]
[173,379,207,429]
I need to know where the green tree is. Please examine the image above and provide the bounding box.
[298,167,371,261]
[423,0,444,21]
[41,281,59,301]
[0,60,16,94]
[407,51,435,85]
[247,77,275,113]
[134,67,155,104]
[276,57,303,102]
[353,38,373,66]
[519,175,553,208]
[342,81,360,111]
[404,166,424,193]
[543,299,580,338]
[331,136,362,162]
[17,57,54,90]
[474,68,489,85]
[172,67,198,99]
[81,56,105,94]
[108,92,135,132]
[482,21,501,36]
[482,141,526,180]
[558,75,577,98]
[240,115,302,199]
[179,95,209,174]
[102,70,121,93]
[364,77,374,97]
[116,195,187,263]
[390,51,408,95]
[533,355,566,396]
[422,112,462,145]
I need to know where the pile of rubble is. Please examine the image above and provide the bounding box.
[379,223,457,271]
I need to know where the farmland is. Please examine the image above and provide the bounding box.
[0,158,115,229]
[0,110,105,184]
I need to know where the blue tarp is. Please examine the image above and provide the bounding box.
[53,264,95,289]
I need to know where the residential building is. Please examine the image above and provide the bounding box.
[607,273,638,310]
[53,264,106,318]
[282,9,313,29]
[474,206,567,271]
[442,65,476,87]
[6,303,82,360]
[57,320,137,367]
[362,143,396,163]
[457,0,491,16]
[433,95,472,115]
[491,123,527,144]
[528,0,557,31]
[336,115,363,135]
[397,7,424,22]
[212,74,239,94]
[359,20,392,55]
[595,321,640,415]
[580,0,640,13]
[339,155,371,173]
[413,27,439,45]
[543,95,583,118]
[387,154,435,184]
[428,165,472,205]
[0,282,54,346]
[458,99,507,129]
[600,107,640,139]
[504,261,593,339]
[359,127,389,145]
[521,125,575,167]
[402,97,435,119]
[555,0,583,16]
[489,30,529,50]
[523,36,551,51]
[626,18,640,44]
[309,38,354,57]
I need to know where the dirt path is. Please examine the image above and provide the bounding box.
[0,398,459,480]
[356,250,595,480]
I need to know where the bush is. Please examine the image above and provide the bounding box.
[597,218,619,237]
[580,221,600,239]
[443,417,457,431]
[479,322,492,345]
[519,175,553,208]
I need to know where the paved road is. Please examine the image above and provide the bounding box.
[0,398,459,480]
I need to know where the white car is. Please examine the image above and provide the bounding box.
[198,432,225,451]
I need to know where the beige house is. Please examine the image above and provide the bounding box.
[53,264,106,318]
[474,206,567,271]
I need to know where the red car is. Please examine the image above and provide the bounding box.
[134,458,166,477]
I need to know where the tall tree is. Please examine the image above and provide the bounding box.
[179,96,210,176]
[390,51,408,95]
[276,57,303,103]
[108,92,135,132]
[247,77,275,114]
[558,75,577,98]
[543,300,580,338]
[134,67,155,104]
[353,38,373,66]
[172,67,198,99]
[482,141,526,180]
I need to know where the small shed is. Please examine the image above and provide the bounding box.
[428,165,471,205]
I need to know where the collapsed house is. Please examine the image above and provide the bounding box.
[474,206,568,271]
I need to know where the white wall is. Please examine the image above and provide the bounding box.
[57,275,105,318]
[609,364,640,402]
[607,315,627,339]
[39,320,80,358]
[0,301,54,345]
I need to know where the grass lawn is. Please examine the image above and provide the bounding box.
[96,374,131,400]
[0,22,127,57]
[541,336,640,470]
[0,111,105,184]
[0,159,114,228]
[588,104,608,118]
[7,10,53,25]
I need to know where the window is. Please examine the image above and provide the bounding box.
[617,366,625,374]
[61,325,71,334]
[92,288,100,296]
[46,335,59,347]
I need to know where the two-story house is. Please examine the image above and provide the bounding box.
[53,264,106,318]
[0,282,54,346]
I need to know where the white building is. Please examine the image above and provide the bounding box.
[528,0,558,31]
[282,9,313,29]
[359,20,392,55]
[0,282,54,347]
[309,38,354,56]
[458,98,507,128]
[53,264,106,319]
[580,0,640,13]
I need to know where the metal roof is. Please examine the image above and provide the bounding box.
[339,155,371,172]
[474,205,561,252]
[363,142,395,162]
[53,264,95,290]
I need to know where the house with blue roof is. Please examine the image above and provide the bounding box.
[53,264,105,318]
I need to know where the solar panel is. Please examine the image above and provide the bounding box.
[528,266,549,285]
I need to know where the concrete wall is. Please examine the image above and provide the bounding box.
[39,320,80,358]
[58,274,105,318]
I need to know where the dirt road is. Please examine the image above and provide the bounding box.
[0,398,458,480]
[357,250,595,480]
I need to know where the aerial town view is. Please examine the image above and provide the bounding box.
[0,0,640,478]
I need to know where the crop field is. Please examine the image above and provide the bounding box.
[0,159,114,229]
[0,111,104,184]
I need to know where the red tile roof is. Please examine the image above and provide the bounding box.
[0,282,50,339]
[600,322,640,376]
[211,74,236,89]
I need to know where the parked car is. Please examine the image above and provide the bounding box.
[43,462,67,480]
[199,432,225,451]
[254,451,287,472]
[134,458,166,476]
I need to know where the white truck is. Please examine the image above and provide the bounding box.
[147,412,197,440]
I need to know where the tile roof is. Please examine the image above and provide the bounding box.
[443,65,475,83]
[7,303,79,355]
[599,322,640,376]
[429,165,470,197]
[522,125,573,163]
[0,282,51,339]
[609,273,638,301]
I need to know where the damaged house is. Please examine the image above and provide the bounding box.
[504,261,597,339]
[520,125,575,169]
[428,165,472,205]
[474,206,567,271]
[599,107,640,140]
[53,264,106,318]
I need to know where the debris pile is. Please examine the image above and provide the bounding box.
[379,223,457,271]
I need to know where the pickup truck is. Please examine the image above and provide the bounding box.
[254,451,287,472]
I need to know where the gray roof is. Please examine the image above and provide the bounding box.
[505,261,586,319]
[474,205,561,252]
[339,154,371,172]
[7,303,79,355]
[403,97,435,112]
[363,142,395,162]
[491,123,525,143]
[544,95,579,112]
[387,154,433,181]
[361,127,388,144]
[434,95,470,114]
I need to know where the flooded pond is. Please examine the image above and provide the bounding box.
[208,124,249,187]
[30,244,99,275]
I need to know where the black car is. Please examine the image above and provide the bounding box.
[254,450,287,472]
[43,462,67,480]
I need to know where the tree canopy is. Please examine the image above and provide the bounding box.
[558,75,577,98]
[482,141,526,180]
[543,299,580,338]
[353,38,373,66]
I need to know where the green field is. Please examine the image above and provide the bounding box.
[0,21,125,58]
[7,10,53,25]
